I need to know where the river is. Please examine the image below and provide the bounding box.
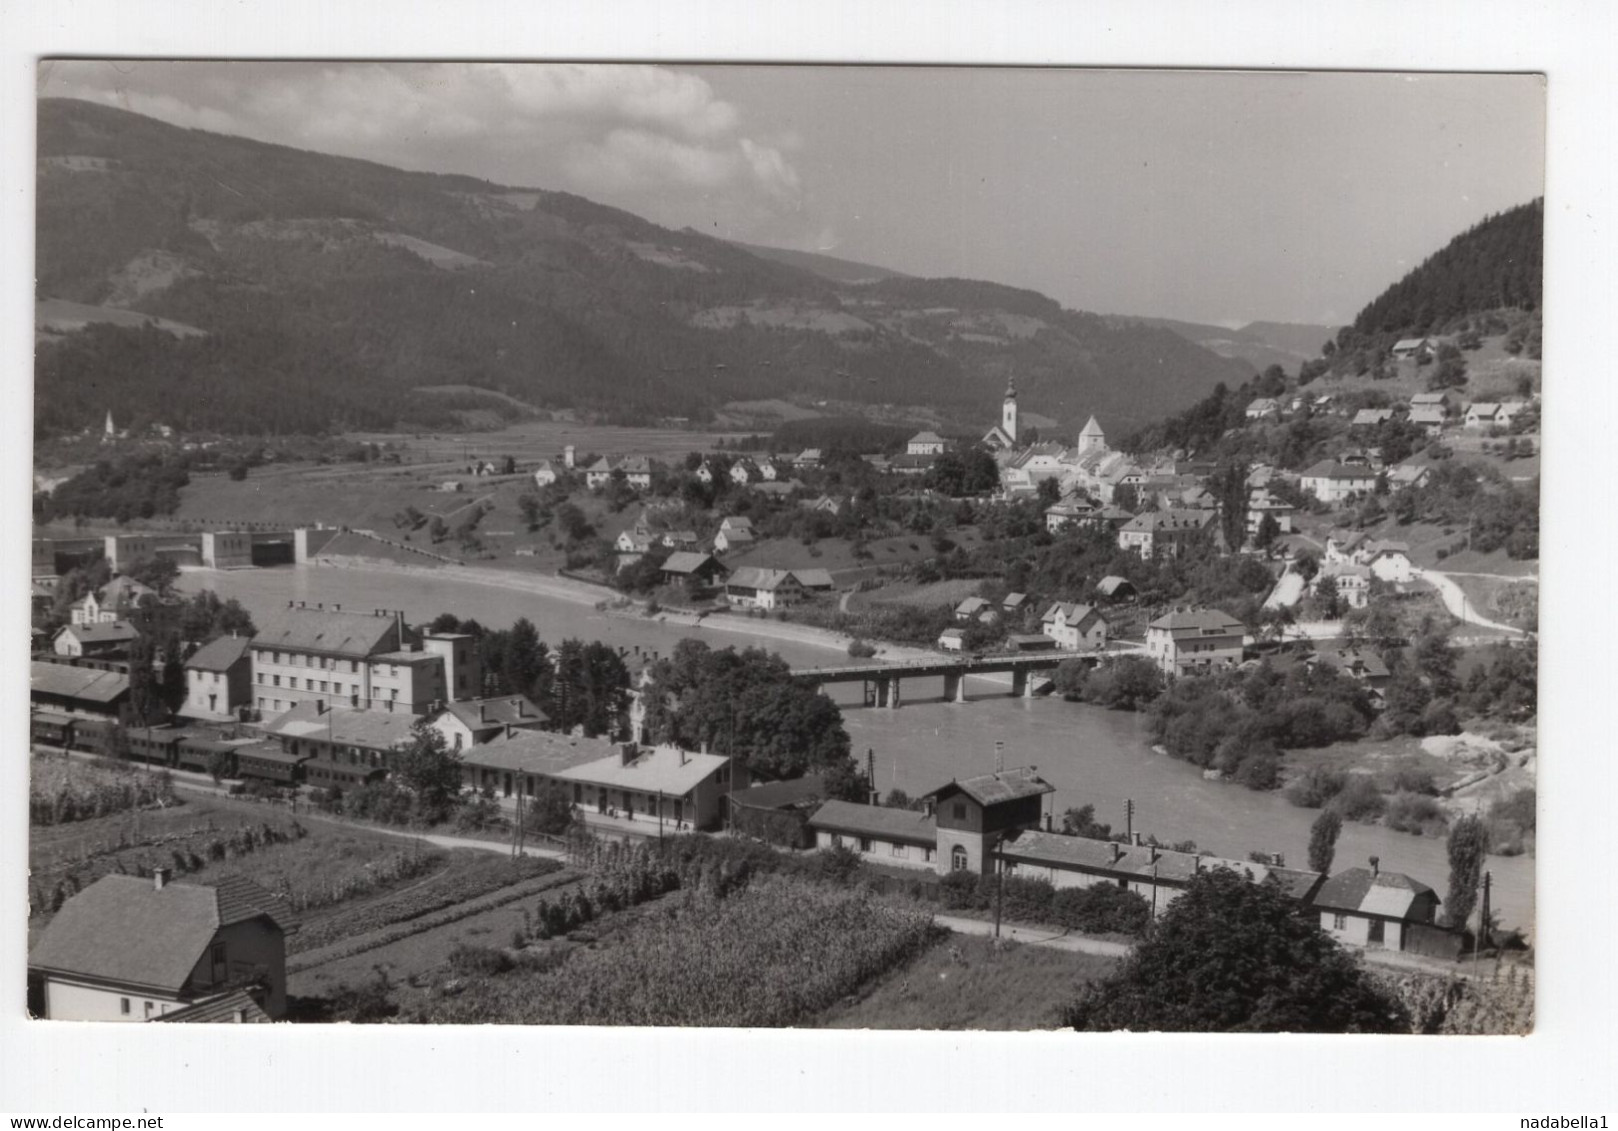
[179,563,1535,933]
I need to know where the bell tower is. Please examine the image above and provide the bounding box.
[1001,378,1019,445]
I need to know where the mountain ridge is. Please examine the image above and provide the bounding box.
[34,97,1253,438]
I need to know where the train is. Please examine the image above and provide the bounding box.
[29,712,382,789]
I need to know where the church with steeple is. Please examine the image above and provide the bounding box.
[981,377,1021,450]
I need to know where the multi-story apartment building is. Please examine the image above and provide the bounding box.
[248,604,477,717]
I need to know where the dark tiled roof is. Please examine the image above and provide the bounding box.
[1149,609,1245,635]
[28,874,289,992]
[30,661,129,704]
[252,606,400,658]
[926,767,1054,807]
[153,988,271,1024]
[59,621,140,645]
[1314,867,1438,918]
[729,775,827,811]
[442,696,548,732]
[808,800,937,845]
[462,729,619,776]
[661,551,721,574]
[184,635,252,672]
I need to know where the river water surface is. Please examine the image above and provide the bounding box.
[181,563,1535,932]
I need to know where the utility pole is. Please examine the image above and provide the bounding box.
[1474,870,1493,962]
[1126,798,1135,843]
[992,833,1004,939]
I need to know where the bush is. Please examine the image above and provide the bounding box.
[1285,767,1347,809]
[1391,769,1439,796]
[1234,750,1283,791]
[846,638,877,659]
[1049,883,1152,936]
[1330,776,1387,823]
[1384,792,1449,836]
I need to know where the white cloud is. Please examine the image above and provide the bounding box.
[41,61,806,231]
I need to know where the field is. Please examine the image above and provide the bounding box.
[30,753,178,826]
[819,933,1117,1030]
[419,875,941,1026]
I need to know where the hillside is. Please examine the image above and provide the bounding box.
[725,240,911,284]
[34,99,1250,439]
[1107,315,1337,376]
[1324,199,1543,369]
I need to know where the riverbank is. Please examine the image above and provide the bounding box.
[290,556,956,665]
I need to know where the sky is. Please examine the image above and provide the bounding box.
[37,61,1544,328]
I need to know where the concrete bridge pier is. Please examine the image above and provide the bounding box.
[943,672,968,703]
[1011,668,1030,698]
[877,676,901,709]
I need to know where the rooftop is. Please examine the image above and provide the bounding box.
[1314,867,1438,919]
[807,800,938,845]
[184,634,252,673]
[925,767,1054,808]
[28,874,293,993]
[252,606,402,659]
[461,729,620,776]
[557,744,729,796]
[30,660,129,704]
[440,696,548,733]
[262,702,420,750]
[1149,608,1246,635]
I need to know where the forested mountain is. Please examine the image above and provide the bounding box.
[725,240,911,284]
[1107,315,1337,376]
[1329,200,1543,360]
[34,99,1250,438]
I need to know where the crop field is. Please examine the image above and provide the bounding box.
[30,753,178,826]
[421,875,940,1026]
[28,793,442,933]
[818,933,1117,1030]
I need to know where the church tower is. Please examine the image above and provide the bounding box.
[1001,378,1019,446]
[1078,414,1107,456]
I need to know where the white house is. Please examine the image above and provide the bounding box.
[938,627,966,652]
[1366,542,1415,583]
[724,567,803,610]
[1390,337,1437,360]
[1464,402,1503,429]
[1313,864,1441,952]
[907,431,947,456]
[1040,602,1109,651]
[1299,461,1379,504]
[532,460,558,488]
[1244,398,1282,421]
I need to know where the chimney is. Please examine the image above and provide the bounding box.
[1149,845,1160,864]
[233,1007,247,1023]
[679,749,687,766]
[1132,831,1143,847]
[1192,856,1202,874]
[620,742,637,767]
[1272,852,1286,868]
[153,868,170,891]
[923,798,934,818]
[334,604,341,611]
[869,790,881,807]
[1369,855,1380,877]
[480,703,489,723]
[1042,812,1052,832]
[1110,842,1124,864]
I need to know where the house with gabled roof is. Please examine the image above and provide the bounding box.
[724,567,803,610]
[1313,862,1441,951]
[1245,397,1282,421]
[1464,402,1503,429]
[428,695,549,751]
[1146,608,1246,677]
[1117,509,1214,560]
[1040,602,1109,651]
[28,871,295,1021]
[182,634,253,722]
[1300,461,1379,504]
[1391,337,1437,360]
[53,620,139,659]
[907,431,947,456]
[30,659,130,723]
[923,768,1056,876]
[1352,408,1397,427]
[807,800,939,870]
[659,551,727,587]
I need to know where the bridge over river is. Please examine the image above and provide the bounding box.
[792,647,1141,708]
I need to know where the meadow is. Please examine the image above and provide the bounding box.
[819,933,1118,1030]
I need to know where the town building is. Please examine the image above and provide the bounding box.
[1245,398,1282,421]
[1366,541,1415,583]
[1408,406,1447,436]
[906,431,947,456]
[258,701,421,788]
[954,596,992,623]
[1352,408,1397,427]
[728,775,829,849]
[1094,575,1137,603]
[182,634,253,722]
[658,551,727,587]
[713,526,755,554]
[1313,863,1441,952]
[1117,509,1214,560]
[1246,490,1296,537]
[53,621,139,659]
[427,695,549,751]
[30,660,130,730]
[1464,402,1503,429]
[791,449,823,470]
[1076,415,1107,457]
[1044,495,1097,533]
[1390,337,1437,360]
[982,378,1020,450]
[248,605,477,717]
[724,567,804,610]
[1299,461,1379,504]
[531,460,559,487]
[1040,602,1109,651]
[28,872,294,1021]
[808,800,938,870]
[923,768,1055,875]
[937,627,966,652]
[1145,608,1247,677]
[1317,563,1371,609]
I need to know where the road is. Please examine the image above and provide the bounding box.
[1414,568,1525,635]
[934,913,1132,957]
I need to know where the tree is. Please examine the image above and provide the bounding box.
[822,757,870,802]
[122,556,180,595]
[428,516,448,544]
[1307,810,1342,874]
[1211,459,1250,552]
[1254,511,1280,551]
[524,781,576,837]
[517,493,542,532]
[1063,868,1410,1033]
[1413,630,1459,696]
[392,722,465,824]
[124,635,165,727]
[1444,814,1489,930]
[548,639,630,738]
